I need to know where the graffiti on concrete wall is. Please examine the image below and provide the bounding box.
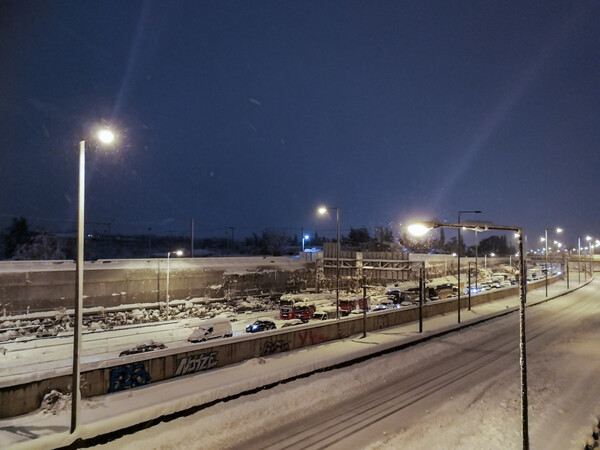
[298,330,327,346]
[109,362,151,393]
[174,351,219,377]
[376,315,390,329]
[260,340,290,356]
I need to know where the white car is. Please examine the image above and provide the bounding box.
[188,318,233,343]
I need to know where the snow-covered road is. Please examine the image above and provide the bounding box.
[2,278,597,449]
[0,310,279,381]
[101,280,600,449]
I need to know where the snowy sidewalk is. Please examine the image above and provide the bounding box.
[0,278,583,450]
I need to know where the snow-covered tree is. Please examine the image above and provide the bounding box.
[13,232,66,260]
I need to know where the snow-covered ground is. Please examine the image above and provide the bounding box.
[2,277,598,449]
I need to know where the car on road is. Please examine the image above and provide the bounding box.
[386,289,414,304]
[373,299,395,311]
[119,341,166,356]
[246,319,277,333]
[280,319,304,328]
[188,318,233,343]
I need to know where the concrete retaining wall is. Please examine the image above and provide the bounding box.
[0,276,560,419]
[0,257,312,314]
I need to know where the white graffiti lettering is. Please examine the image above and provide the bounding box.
[174,351,219,376]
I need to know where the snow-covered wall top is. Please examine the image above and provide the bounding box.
[0,256,305,273]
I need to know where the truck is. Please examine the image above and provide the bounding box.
[338,297,370,315]
[279,296,316,321]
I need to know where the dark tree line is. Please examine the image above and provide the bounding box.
[0,218,515,260]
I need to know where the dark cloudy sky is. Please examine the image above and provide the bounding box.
[1,0,599,246]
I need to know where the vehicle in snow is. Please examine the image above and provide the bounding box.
[339,297,370,315]
[312,306,338,320]
[372,298,395,311]
[188,318,233,343]
[280,319,304,328]
[386,289,414,305]
[246,319,277,333]
[279,299,316,322]
[119,341,166,356]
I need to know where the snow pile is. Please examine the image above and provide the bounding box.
[0,297,249,342]
[41,390,70,415]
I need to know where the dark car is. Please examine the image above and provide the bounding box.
[245,320,277,333]
[386,289,414,305]
[119,342,166,356]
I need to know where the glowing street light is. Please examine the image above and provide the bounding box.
[97,128,115,144]
[543,227,562,297]
[407,222,431,237]
[72,127,117,434]
[408,218,530,447]
[166,250,183,320]
[318,205,340,320]
[302,234,310,252]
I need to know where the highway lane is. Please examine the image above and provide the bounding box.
[227,280,600,449]
[0,310,280,380]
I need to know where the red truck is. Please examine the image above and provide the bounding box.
[338,297,370,316]
[279,297,316,321]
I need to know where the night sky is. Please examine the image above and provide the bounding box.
[1,0,599,246]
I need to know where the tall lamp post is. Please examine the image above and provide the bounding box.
[586,236,593,277]
[318,206,340,320]
[468,261,475,310]
[475,229,479,293]
[302,234,310,252]
[457,210,481,324]
[71,128,116,434]
[592,239,600,276]
[166,250,183,320]
[408,220,530,448]
[543,228,562,297]
[578,237,582,284]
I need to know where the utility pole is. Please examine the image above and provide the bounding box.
[229,227,235,253]
[190,218,194,258]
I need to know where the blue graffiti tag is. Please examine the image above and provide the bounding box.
[109,362,151,392]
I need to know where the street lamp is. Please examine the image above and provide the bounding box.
[585,236,594,278]
[318,206,340,320]
[543,228,562,296]
[594,240,600,277]
[72,127,116,434]
[408,219,530,448]
[468,261,475,310]
[166,250,183,320]
[458,210,481,324]
[578,237,582,284]
[475,229,480,294]
[302,234,310,252]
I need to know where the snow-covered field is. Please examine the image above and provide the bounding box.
[2,277,598,449]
